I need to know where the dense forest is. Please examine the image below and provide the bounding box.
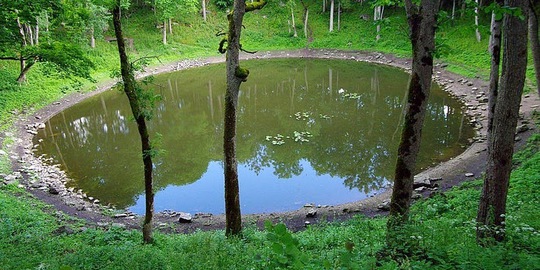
[1,0,539,269]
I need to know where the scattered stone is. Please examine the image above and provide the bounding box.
[412,193,422,200]
[37,123,46,129]
[114,213,128,218]
[465,173,474,177]
[48,186,60,195]
[27,130,38,135]
[194,213,213,218]
[304,221,311,227]
[306,208,317,218]
[97,222,109,227]
[76,205,86,211]
[377,200,390,211]
[53,225,75,235]
[516,124,529,133]
[112,223,126,229]
[178,212,193,223]
[0,150,6,156]
[515,136,521,142]
[415,186,426,192]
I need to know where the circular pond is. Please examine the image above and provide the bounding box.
[33,58,473,214]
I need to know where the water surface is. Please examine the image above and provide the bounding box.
[34,58,473,214]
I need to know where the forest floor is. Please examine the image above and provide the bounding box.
[8,49,540,233]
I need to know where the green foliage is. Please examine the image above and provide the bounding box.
[0,2,539,269]
[262,221,307,269]
[214,0,233,10]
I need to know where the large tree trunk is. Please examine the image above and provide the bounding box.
[476,0,528,245]
[224,0,246,238]
[329,0,334,32]
[221,0,266,237]
[387,0,440,239]
[529,2,540,97]
[112,3,155,244]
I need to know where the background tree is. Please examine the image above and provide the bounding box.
[146,0,199,45]
[329,0,335,32]
[287,0,298,37]
[0,0,94,82]
[112,0,158,244]
[476,0,528,245]
[218,0,266,237]
[529,0,540,96]
[386,0,440,241]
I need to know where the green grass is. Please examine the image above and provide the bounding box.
[1,3,539,269]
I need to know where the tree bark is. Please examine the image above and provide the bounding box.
[476,0,528,245]
[224,0,246,238]
[17,60,35,83]
[529,1,540,97]
[112,2,155,244]
[221,0,266,237]
[387,0,440,238]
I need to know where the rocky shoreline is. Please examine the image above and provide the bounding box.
[2,49,538,233]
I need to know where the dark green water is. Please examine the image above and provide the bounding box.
[33,58,473,214]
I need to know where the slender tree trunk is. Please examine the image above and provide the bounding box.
[169,18,173,34]
[34,24,39,45]
[162,20,167,45]
[476,0,528,245]
[387,0,440,239]
[475,0,481,42]
[304,8,309,38]
[322,0,326,13]
[112,3,155,244]
[329,0,334,32]
[17,60,34,83]
[90,27,96,48]
[291,6,298,37]
[452,0,456,24]
[529,2,540,97]
[337,1,341,31]
[374,6,384,41]
[202,0,207,21]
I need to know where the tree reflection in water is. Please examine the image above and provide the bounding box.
[34,59,473,214]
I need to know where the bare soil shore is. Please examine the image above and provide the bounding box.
[4,49,539,233]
